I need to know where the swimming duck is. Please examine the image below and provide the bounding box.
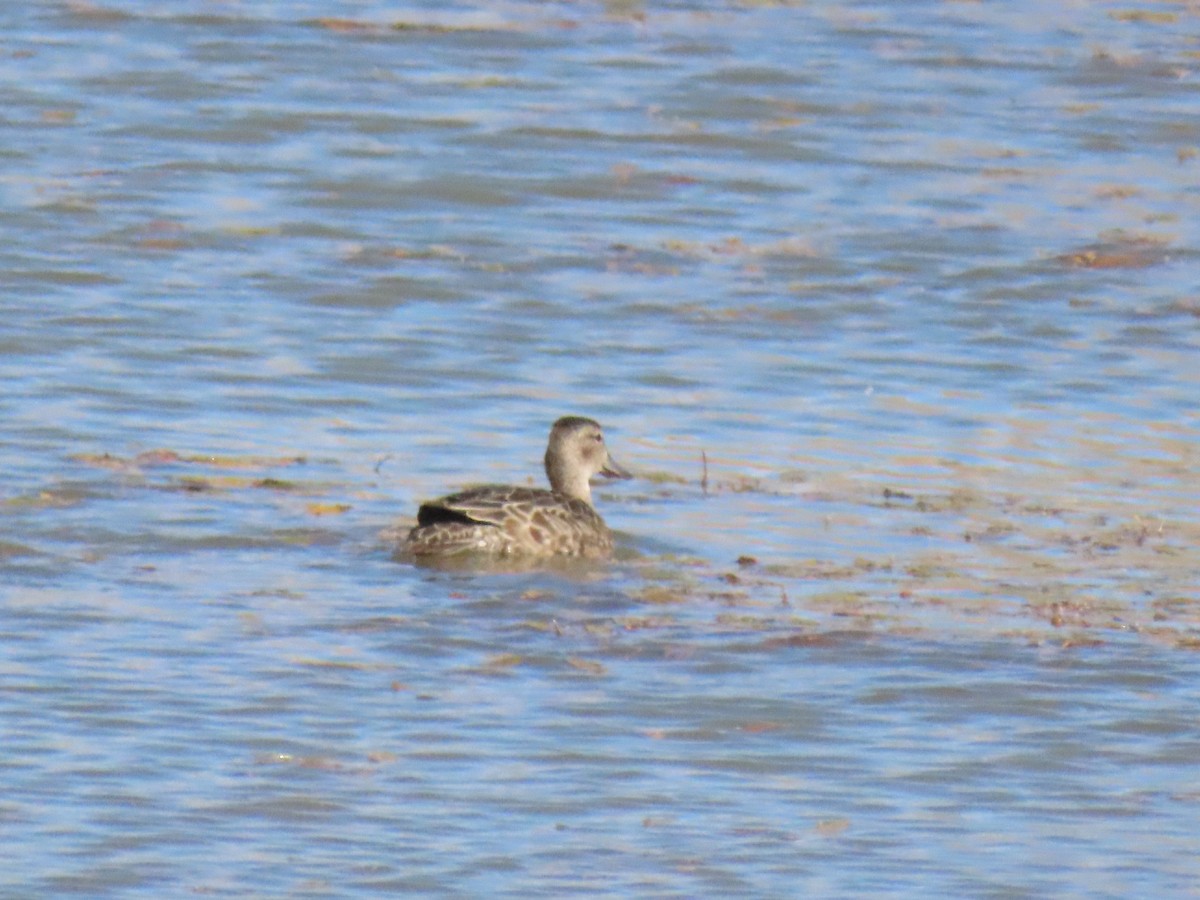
[403,416,631,560]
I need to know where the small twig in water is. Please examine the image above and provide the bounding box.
[374,454,393,475]
[701,450,709,497]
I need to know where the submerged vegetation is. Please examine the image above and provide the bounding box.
[5,439,1187,654]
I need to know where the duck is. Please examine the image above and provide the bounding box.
[402,416,631,560]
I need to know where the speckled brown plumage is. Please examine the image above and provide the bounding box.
[402,416,630,561]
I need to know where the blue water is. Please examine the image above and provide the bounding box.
[3,0,1199,895]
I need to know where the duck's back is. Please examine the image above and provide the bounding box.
[405,485,614,559]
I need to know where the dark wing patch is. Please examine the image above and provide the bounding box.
[416,503,483,528]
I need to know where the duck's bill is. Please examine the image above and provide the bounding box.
[600,456,633,480]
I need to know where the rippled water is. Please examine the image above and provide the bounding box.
[3,0,1199,895]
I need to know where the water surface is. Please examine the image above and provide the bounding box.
[2,0,1199,896]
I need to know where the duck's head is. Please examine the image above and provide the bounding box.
[544,415,631,504]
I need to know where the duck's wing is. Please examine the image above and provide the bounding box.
[414,486,610,557]
[416,485,549,528]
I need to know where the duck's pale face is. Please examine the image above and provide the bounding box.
[545,418,630,503]
[573,424,607,476]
